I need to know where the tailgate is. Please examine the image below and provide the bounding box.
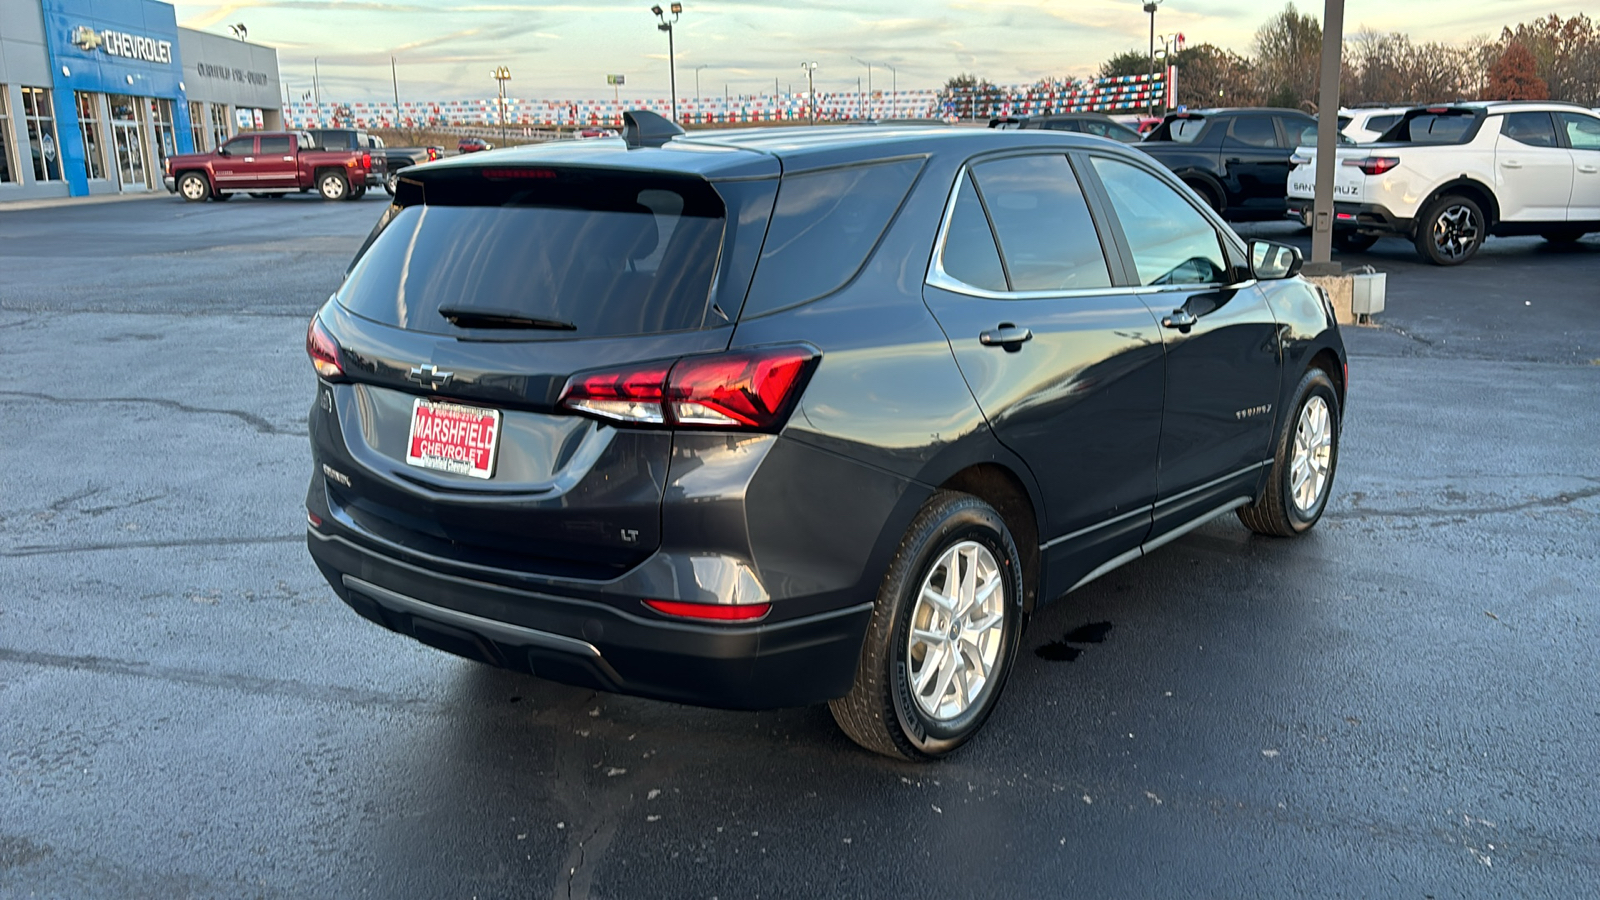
[1287,146,1368,202]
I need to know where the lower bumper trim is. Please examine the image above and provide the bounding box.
[343,575,601,658]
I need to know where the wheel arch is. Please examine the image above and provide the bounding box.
[174,168,214,190]
[1178,170,1227,213]
[936,463,1041,614]
[1421,178,1499,230]
[1307,347,1345,410]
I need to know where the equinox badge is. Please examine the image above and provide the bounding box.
[408,364,454,390]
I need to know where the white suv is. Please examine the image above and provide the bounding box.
[1287,101,1600,264]
[1339,106,1411,143]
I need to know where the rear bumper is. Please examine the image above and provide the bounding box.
[307,526,872,709]
[1285,199,1413,236]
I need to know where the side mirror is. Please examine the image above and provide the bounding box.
[217,147,230,157]
[1250,240,1303,280]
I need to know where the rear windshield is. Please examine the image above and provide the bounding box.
[338,171,726,338]
[1150,116,1207,143]
[1380,111,1476,143]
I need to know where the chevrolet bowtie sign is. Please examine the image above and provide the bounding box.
[71,24,173,65]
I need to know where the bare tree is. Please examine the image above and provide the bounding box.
[1253,3,1323,109]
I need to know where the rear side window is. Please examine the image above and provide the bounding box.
[1091,157,1228,287]
[1228,117,1278,148]
[1367,114,1401,134]
[1386,112,1474,143]
[1501,112,1558,148]
[938,173,1007,292]
[259,135,291,154]
[1160,117,1208,143]
[338,172,726,338]
[970,155,1110,292]
[743,158,922,316]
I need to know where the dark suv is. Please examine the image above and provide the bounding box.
[305,123,1346,759]
[1136,108,1318,219]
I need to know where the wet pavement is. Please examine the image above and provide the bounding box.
[3,197,1597,898]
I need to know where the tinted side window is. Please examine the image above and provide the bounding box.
[1229,117,1278,148]
[221,137,253,155]
[1368,114,1401,133]
[938,173,1007,292]
[970,155,1110,292]
[1501,112,1558,148]
[1559,112,1600,150]
[259,136,291,154]
[744,158,923,316]
[1090,157,1229,286]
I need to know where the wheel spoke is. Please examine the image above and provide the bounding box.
[961,636,993,678]
[931,646,959,708]
[914,642,945,694]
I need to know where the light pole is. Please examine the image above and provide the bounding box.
[850,56,873,118]
[391,56,401,129]
[800,61,818,125]
[1143,1,1163,116]
[491,65,510,145]
[882,63,897,115]
[650,4,683,122]
[694,63,710,112]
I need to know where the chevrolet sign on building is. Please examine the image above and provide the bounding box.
[72,24,174,65]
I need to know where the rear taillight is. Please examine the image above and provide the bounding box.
[361,151,372,170]
[306,317,344,380]
[558,347,818,432]
[428,148,441,160]
[644,599,771,621]
[1343,156,1399,176]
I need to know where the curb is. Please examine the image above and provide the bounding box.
[0,192,171,213]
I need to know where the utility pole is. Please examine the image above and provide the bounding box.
[883,63,897,115]
[1307,0,1346,274]
[801,62,818,125]
[390,57,400,129]
[312,57,322,126]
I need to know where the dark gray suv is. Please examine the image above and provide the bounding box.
[305,122,1345,759]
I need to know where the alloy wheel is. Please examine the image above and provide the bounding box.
[180,176,206,201]
[1290,395,1333,513]
[1431,204,1480,261]
[906,540,1006,721]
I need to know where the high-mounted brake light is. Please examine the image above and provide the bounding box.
[558,347,818,432]
[482,168,558,180]
[644,599,771,621]
[306,317,344,379]
[1342,156,1400,176]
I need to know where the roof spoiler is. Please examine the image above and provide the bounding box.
[622,110,685,149]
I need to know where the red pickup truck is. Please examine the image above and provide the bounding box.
[163,131,373,202]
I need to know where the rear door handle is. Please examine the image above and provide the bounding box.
[1161,310,1198,331]
[979,324,1033,351]
[1500,160,1522,169]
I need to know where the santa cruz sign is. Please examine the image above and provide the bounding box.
[71,24,173,65]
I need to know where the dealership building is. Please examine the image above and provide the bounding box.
[0,0,283,201]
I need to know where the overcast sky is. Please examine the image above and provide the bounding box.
[172,0,1592,103]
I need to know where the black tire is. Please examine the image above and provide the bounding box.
[211,191,233,202]
[1541,228,1586,244]
[317,171,349,201]
[1333,232,1379,252]
[1413,194,1485,265]
[829,492,1025,760]
[1184,178,1224,215]
[177,172,210,202]
[1238,367,1341,537]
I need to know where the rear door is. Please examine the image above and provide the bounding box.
[318,163,778,579]
[213,135,255,190]
[922,152,1165,590]
[255,134,297,187]
[1221,115,1290,212]
[1082,153,1281,536]
[1495,111,1574,222]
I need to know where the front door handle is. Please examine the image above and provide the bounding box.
[1579,164,1599,174]
[979,323,1033,351]
[1161,310,1198,331]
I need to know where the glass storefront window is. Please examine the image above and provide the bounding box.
[209,104,231,151]
[150,98,177,173]
[0,87,15,184]
[76,92,107,180]
[189,101,208,152]
[21,86,63,183]
[107,95,151,190]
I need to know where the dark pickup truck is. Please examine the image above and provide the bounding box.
[1135,108,1318,220]
[164,131,373,202]
[370,140,443,195]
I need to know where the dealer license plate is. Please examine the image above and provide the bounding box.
[406,398,501,479]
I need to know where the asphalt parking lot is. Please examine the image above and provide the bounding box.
[2,194,1597,898]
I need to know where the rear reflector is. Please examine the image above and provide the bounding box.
[644,599,771,621]
[306,317,344,379]
[559,347,818,432]
[307,511,323,528]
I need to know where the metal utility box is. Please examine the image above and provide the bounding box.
[1350,269,1387,320]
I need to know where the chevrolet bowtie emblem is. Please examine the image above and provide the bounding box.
[407,364,454,389]
[71,25,104,52]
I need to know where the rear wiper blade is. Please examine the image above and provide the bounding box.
[437,305,576,330]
